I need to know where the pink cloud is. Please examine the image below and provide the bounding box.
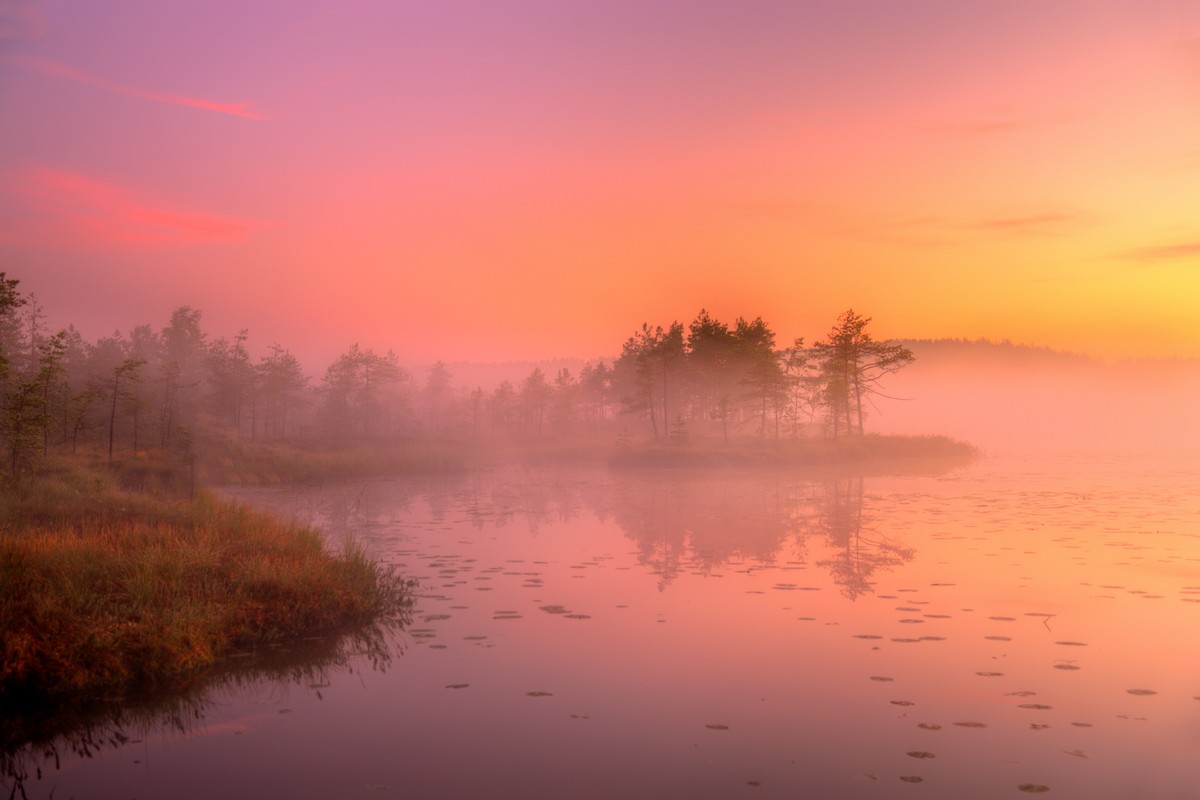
[970,212,1091,237]
[4,168,261,248]
[7,54,267,120]
[1121,239,1200,263]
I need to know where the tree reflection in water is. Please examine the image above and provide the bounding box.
[601,472,914,595]
[266,468,918,601]
[814,476,914,599]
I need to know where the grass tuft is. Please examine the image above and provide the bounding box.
[0,459,411,708]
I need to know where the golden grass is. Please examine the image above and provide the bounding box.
[194,437,466,485]
[0,461,410,706]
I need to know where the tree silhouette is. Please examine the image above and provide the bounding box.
[811,310,913,437]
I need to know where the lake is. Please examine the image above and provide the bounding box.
[7,454,1199,799]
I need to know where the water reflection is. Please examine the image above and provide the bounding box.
[595,473,913,595]
[815,476,914,599]
[1,606,410,799]
[279,469,918,597]
[15,458,1198,799]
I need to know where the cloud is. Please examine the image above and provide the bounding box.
[2,167,261,247]
[970,212,1089,237]
[835,210,1092,248]
[1120,239,1200,262]
[6,54,266,120]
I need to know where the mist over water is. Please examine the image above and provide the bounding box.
[4,264,1198,799]
[869,341,1200,457]
[5,1,1200,796]
[9,448,1198,799]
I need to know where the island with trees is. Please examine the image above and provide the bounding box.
[1,269,971,483]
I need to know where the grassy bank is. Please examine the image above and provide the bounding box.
[0,459,411,708]
[193,433,981,484]
[191,435,467,487]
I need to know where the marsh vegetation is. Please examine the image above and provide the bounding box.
[0,458,412,708]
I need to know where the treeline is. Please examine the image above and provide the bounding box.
[0,271,913,475]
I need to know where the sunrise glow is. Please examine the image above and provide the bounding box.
[1,1,1198,366]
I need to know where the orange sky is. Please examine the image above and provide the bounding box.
[2,1,1199,367]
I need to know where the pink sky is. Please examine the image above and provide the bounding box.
[2,0,1199,369]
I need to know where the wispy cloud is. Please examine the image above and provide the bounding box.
[1120,239,1200,263]
[970,212,1090,237]
[837,210,1090,247]
[7,54,266,120]
[3,167,261,247]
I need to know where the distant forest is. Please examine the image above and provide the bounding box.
[0,271,914,474]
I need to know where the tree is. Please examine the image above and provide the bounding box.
[778,337,813,438]
[685,310,738,442]
[0,283,73,472]
[322,344,407,438]
[207,329,255,435]
[34,330,69,456]
[468,387,485,439]
[550,368,578,437]
[488,380,517,439]
[577,360,612,431]
[158,307,206,449]
[0,272,27,390]
[732,316,784,438]
[519,367,550,438]
[615,321,685,439]
[257,344,308,439]
[810,310,914,438]
[422,360,454,437]
[107,358,145,463]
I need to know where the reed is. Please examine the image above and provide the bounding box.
[0,460,411,707]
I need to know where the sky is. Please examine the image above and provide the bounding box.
[2,0,1199,369]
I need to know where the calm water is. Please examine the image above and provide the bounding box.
[10,455,1200,799]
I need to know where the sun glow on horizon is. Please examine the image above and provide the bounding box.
[2,1,1199,365]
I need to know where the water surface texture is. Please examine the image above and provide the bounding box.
[15,456,1200,799]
